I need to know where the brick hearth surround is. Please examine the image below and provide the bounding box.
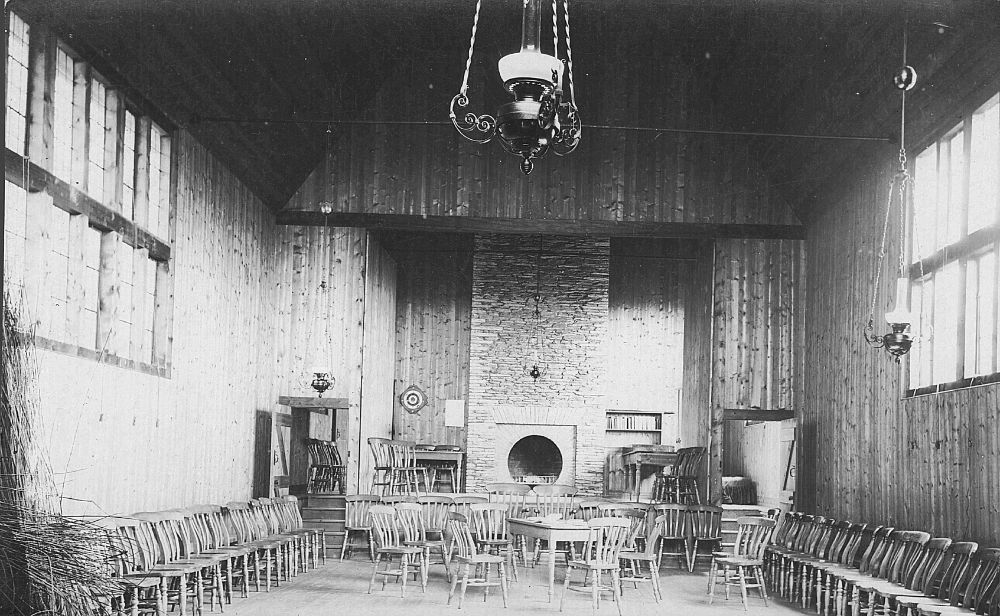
[467,235,609,494]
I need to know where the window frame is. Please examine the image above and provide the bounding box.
[4,10,175,376]
[906,91,1000,396]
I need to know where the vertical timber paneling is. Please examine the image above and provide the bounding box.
[391,234,473,448]
[803,147,1000,547]
[711,238,804,506]
[607,238,692,442]
[286,51,799,230]
[358,235,397,492]
[271,225,368,493]
[33,131,280,515]
[681,240,715,453]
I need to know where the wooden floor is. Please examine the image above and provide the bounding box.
[219,554,816,616]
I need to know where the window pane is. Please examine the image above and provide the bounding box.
[4,181,28,301]
[913,147,938,261]
[969,96,999,233]
[52,49,75,181]
[5,12,30,156]
[148,124,163,236]
[87,78,107,201]
[82,227,102,349]
[116,244,134,359]
[944,131,965,247]
[46,208,72,341]
[975,251,996,376]
[932,263,961,384]
[122,111,137,218]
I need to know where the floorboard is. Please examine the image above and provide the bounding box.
[219,555,816,616]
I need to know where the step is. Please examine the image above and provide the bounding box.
[301,506,346,521]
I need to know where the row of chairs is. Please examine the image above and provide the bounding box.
[305,438,346,494]
[95,496,324,615]
[368,438,459,495]
[765,512,1000,616]
[651,446,707,504]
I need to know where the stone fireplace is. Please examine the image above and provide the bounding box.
[466,235,609,494]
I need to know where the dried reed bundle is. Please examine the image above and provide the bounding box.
[1,296,123,615]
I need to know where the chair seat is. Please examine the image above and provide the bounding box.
[619,550,655,562]
[694,535,723,542]
[716,556,764,567]
[378,546,424,555]
[568,560,620,570]
[896,596,948,607]
[455,554,506,565]
[120,574,168,587]
[345,524,372,531]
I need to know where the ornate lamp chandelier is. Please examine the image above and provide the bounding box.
[450,0,581,175]
[863,44,919,361]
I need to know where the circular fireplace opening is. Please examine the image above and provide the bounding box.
[507,435,563,484]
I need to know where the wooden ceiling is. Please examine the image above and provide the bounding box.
[15,0,1000,214]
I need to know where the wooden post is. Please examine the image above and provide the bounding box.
[97,231,120,356]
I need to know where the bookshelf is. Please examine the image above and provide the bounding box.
[605,409,673,447]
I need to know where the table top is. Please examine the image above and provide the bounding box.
[413,450,464,460]
[509,517,589,530]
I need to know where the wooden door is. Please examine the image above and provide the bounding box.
[272,413,293,496]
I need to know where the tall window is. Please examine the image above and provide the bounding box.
[4,11,174,371]
[5,12,30,155]
[909,93,1000,391]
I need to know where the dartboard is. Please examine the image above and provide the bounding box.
[399,385,428,414]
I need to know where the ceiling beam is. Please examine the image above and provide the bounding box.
[275,211,805,240]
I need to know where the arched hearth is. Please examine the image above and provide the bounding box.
[507,435,563,484]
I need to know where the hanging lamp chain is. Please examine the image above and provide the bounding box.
[563,0,576,107]
[459,0,482,96]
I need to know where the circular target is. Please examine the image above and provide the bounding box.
[399,385,428,414]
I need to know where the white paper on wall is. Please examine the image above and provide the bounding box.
[445,399,465,427]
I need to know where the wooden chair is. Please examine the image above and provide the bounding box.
[673,447,706,504]
[485,482,532,517]
[688,505,723,572]
[447,513,509,609]
[368,504,427,597]
[100,517,169,615]
[651,503,690,570]
[390,440,431,495]
[575,500,608,522]
[396,502,452,581]
[131,512,208,615]
[617,510,662,602]
[560,517,631,616]
[188,504,254,602]
[226,501,287,592]
[341,495,380,562]
[528,484,578,565]
[306,439,346,495]
[368,437,395,495]
[812,522,873,616]
[914,548,1000,616]
[469,503,519,581]
[417,494,455,542]
[709,516,776,610]
[863,537,953,616]
[895,542,978,616]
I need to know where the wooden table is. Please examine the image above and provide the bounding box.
[507,518,592,603]
[622,449,676,501]
[413,450,464,492]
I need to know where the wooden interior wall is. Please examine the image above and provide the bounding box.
[271,225,369,493]
[801,146,1000,546]
[389,233,473,448]
[711,238,804,506]
[33,131,281,515]
[286,51,800,230]
[607,238,693,444]
[358,235,397,491]
[681,240,715,453]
